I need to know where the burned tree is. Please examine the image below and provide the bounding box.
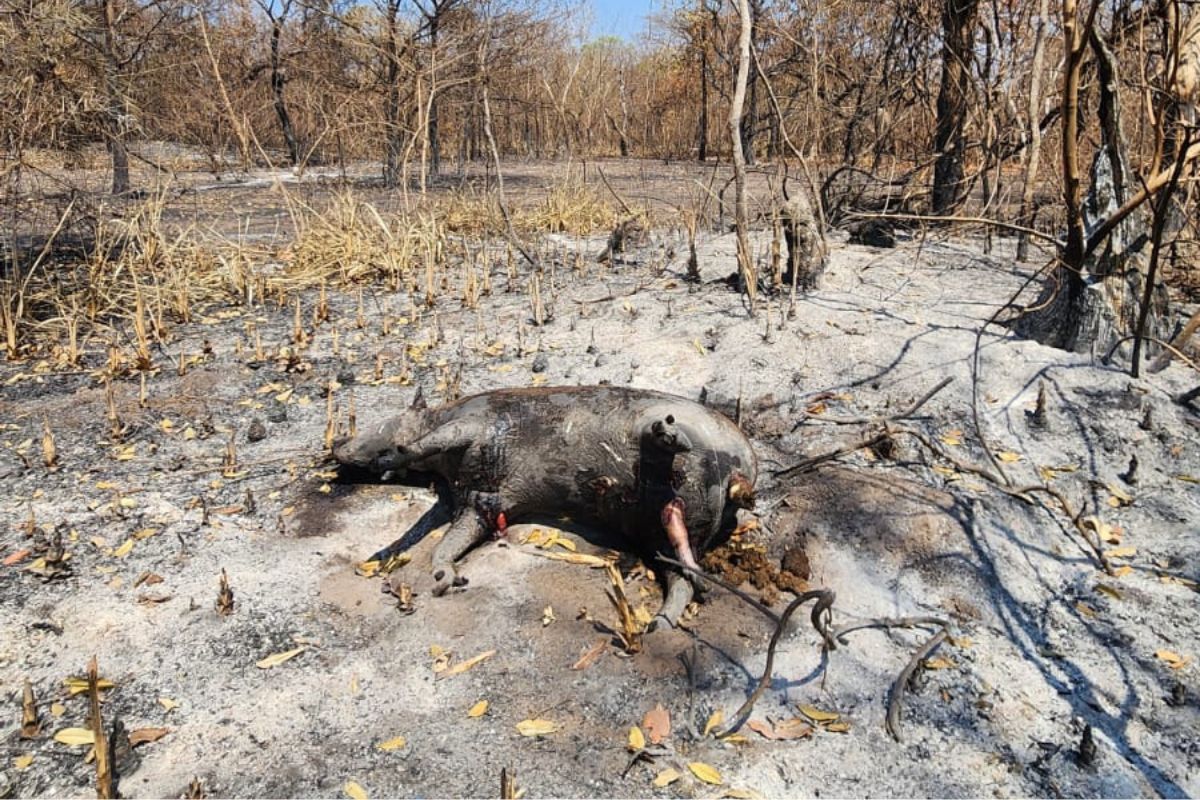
[779,181,825,292]
[252,0,301,166]
[1016,1,1199,360]
[931,0,980,214]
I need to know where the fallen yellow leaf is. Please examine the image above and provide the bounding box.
[529,550,612,568]
[653,768,681,788]
[628,726,645,751]
[468,700,489,718]
[53,728,96,746]
[1107,483,1133,506]
[49,702,66,717]
[702,709,724,737]
[344,780,368,800]
[515,719,559,737]
[996,451,1022,462]
[112,539,134,558]
[438,649,496,679]
[159,697,179,712]
[1104,546,1137,559]
[688,761,723,785]
[255,646,305,669]
[376,736,406,752]
[14,754,33,770]
[923,656,956,670]
[355,560,380,578]
[797,704,840,723]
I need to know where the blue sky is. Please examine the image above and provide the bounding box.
[587,0,656,40]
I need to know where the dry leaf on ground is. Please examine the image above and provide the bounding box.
[437,649,496,679]
[129,727,170,746]
[702,709,724,737]
[53,728,95,746]
[255,646,305,669]
[571,638,607,670]
[515,719,559,737]
[642,704,670,744]
[652,768,681,788]
[797,704,840,723]
[688,762,723,785]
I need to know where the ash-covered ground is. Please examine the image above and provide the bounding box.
[2,205,1198,798]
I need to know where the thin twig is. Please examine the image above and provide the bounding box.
[595,167,636,217]
[806,377,954,426]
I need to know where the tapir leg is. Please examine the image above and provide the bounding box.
[429,490,505,596]
[430,512,488,596]
[654,570,695,629]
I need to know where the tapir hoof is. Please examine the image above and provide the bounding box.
[431,568,468,596]
[647,613,678,633]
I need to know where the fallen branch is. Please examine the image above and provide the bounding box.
[657,554,836,736]
[777,377,955,478]
[803,377,955,426]
[831,616,950,742]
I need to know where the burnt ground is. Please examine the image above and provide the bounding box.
[1,161,1200,798]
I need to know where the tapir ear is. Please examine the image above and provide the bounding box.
[410,385,426,410]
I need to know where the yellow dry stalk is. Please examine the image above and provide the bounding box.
[132,288,153,370]
[1,279,21,359]
[604,563,643,654]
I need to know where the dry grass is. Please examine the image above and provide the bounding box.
[0,174,615,369]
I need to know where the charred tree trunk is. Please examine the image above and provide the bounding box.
[738,0,762,167]
[382,3,405,188]
[269,10,301,167]
[427,13,441,176]
[931,0,979,214]
[698,47,709,161]
[730,0,756,311]
[102,0,130,195]
[1016,0,1050,261]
